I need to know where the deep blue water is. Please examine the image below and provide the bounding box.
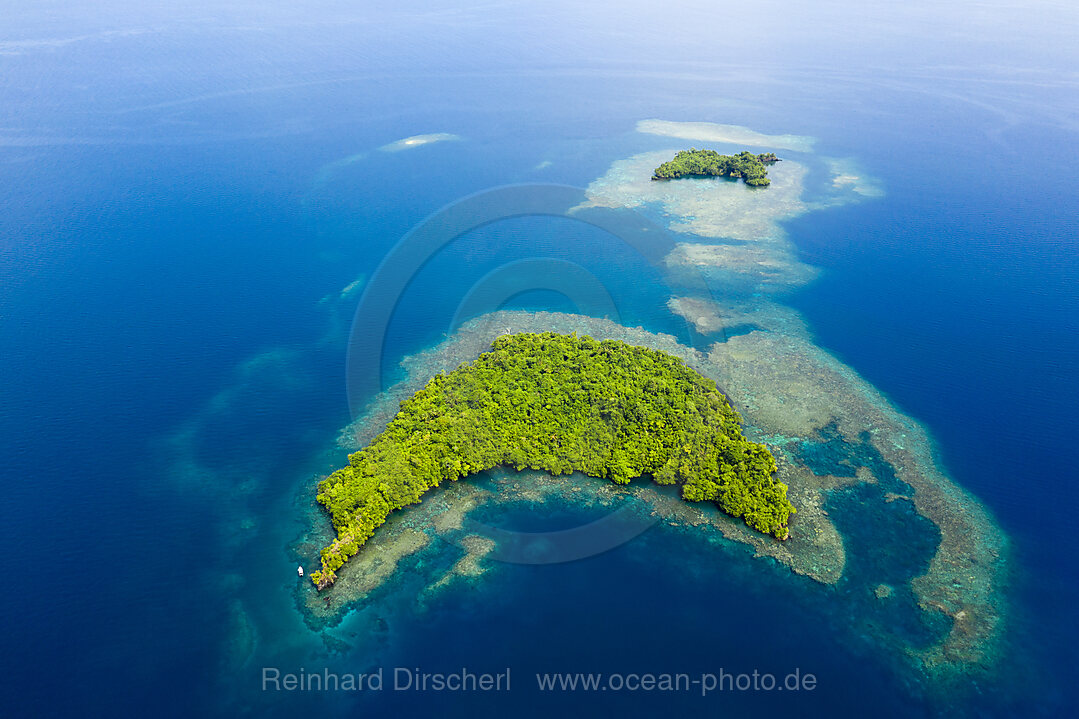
[1,2,1077,717]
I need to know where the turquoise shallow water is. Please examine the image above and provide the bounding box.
[1,2,1077,716]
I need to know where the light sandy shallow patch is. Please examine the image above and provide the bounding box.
[577,149,808,244]
[378,132,461,152]
[422,535,497,598]
[318,275,367,305]
[668,297,812,338]
[637,119,816,153]
[667,296,725,334]
[822,156,885,198]
[577,149,817,295]
[666,241,820,292]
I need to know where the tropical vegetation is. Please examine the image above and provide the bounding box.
[311,332,793,588]
[652,149,779,186]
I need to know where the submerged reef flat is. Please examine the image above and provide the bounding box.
[576,149,808,243]
[296,464,646,624]
[666,241,820,292]
[378,132,460,152]
[308,132,461,194]
[422,534,497,600]
[667,296,815,337]
[667,296,726,334]
[575,141,881,297]
[221,599,257,672]
[822,157,885,198]
[574,149,825,295]
[637,119,816,153]
[706,328,1006,674]
[668,297,813,339]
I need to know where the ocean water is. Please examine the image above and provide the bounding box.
[1,1,1077,717]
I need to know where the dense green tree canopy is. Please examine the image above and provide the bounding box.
[311,333,794,588]
[652,149,779,186]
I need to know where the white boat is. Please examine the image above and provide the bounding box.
[297,565,304,577]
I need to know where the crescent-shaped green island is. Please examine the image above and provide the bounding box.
[311,332,794,588]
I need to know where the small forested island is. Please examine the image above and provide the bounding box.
[652,149,780,186]
[311,332,794,588]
